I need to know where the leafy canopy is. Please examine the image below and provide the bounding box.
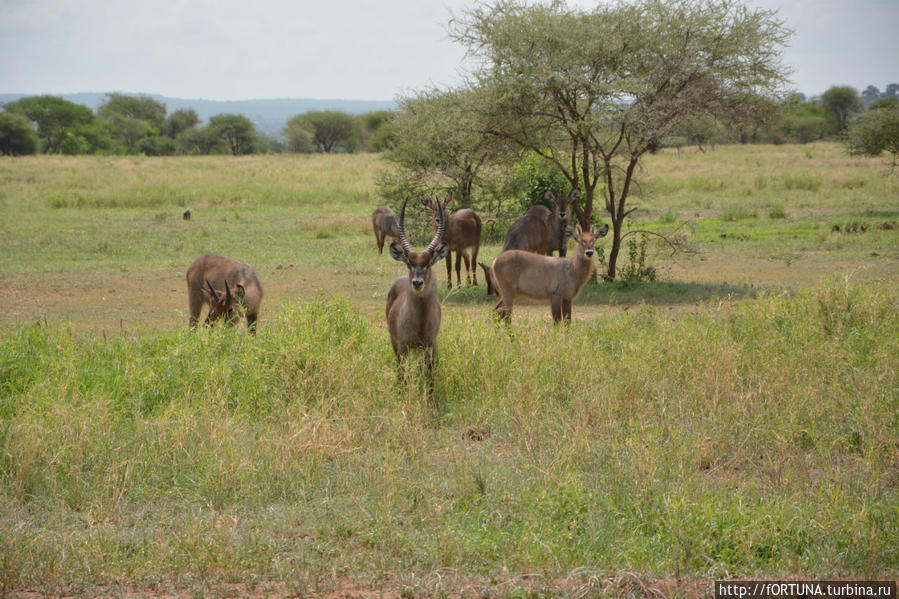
[451,0,791,277]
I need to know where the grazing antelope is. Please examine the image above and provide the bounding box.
[491,223,609,323]
[186,254,264,332]
[371,205,405,254]
[420,195,482,288]
[386,199,448,387]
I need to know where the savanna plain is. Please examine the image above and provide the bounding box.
[0,143,897,597]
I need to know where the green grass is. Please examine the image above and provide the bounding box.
[0,144,898,594]
[1,279,897,593]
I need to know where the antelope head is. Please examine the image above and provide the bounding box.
[390,198,448,293]
[572,223,610,257]
[545,188,580,222]
[203,279,245,320]
[420,194,452,232]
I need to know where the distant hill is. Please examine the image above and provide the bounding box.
[0,92,396,136]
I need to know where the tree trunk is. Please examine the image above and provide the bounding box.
[606,212,624,279]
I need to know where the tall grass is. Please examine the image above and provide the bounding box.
[2,278,897,591]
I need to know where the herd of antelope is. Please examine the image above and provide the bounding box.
[186,188,607,389]
[373,190,608,386]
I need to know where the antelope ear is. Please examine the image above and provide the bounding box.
[574,224,583,237]
[233,284,246,300]
[429,242,449,264]
[442,193,452,207]
[595,223,610,237]
[389,241,408,263]
[570,188,581,201]
[544,189,555,201]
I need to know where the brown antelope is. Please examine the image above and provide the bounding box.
[371,205,404,254]
[386,198,448,386]
[480,189,581,295]
[490,223,609,323]
[502,189,579,256]
[186,254,264,332]
[420,195,482,288]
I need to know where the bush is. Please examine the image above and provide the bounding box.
[512,152,571,213]
[846,102,899,167]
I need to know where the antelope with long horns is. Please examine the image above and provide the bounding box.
[186,254,264,332]
[490,223,609,324]
[386,198,449,386]
[420,194,481,288]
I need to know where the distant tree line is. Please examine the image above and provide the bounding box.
[658,83,898,148]
[0,92,393,156]
[2,82,895,159]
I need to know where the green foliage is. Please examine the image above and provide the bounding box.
[97,93,169,154]
[208,114,257,155]
[845,101,899,168]
[0,111,37,155]
[177,125,223,155]
[4,95,95,154]
[774,94,830,143]
[287,110,360,153]
[768,204,787,219]
[820,86,863,133]
[98,93,166,130]
[163,108,200,138]
[383,86,516,207]
[138,135,181,156]
[512,152,571,213]
[452,0,791,278]
[618,233,657,283]
[722,206,758,221]
[358,110,395,152]
[283,114,317,153]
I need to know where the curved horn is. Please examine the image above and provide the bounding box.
[425,199,446,255]
[397,198,414,255]
[206,279,219,300]
[224,279,231,303]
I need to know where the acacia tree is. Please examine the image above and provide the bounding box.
[98,93,166,130]
[208,114,257,155]
[385,86,518,207]
[820,86,862,134]
[288,111,360,153]
[453,0,790,278]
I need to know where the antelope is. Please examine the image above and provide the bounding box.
[420,195,482,288]
[502,189,579,256]
[480,189,581,295]
[186,254,264,332]
[371,205,404,254]
[490,223,609,323]
[386,198,448,386]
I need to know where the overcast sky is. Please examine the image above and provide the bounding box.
[1,0,896,101]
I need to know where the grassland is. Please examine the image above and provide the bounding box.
[0,144,897,596]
